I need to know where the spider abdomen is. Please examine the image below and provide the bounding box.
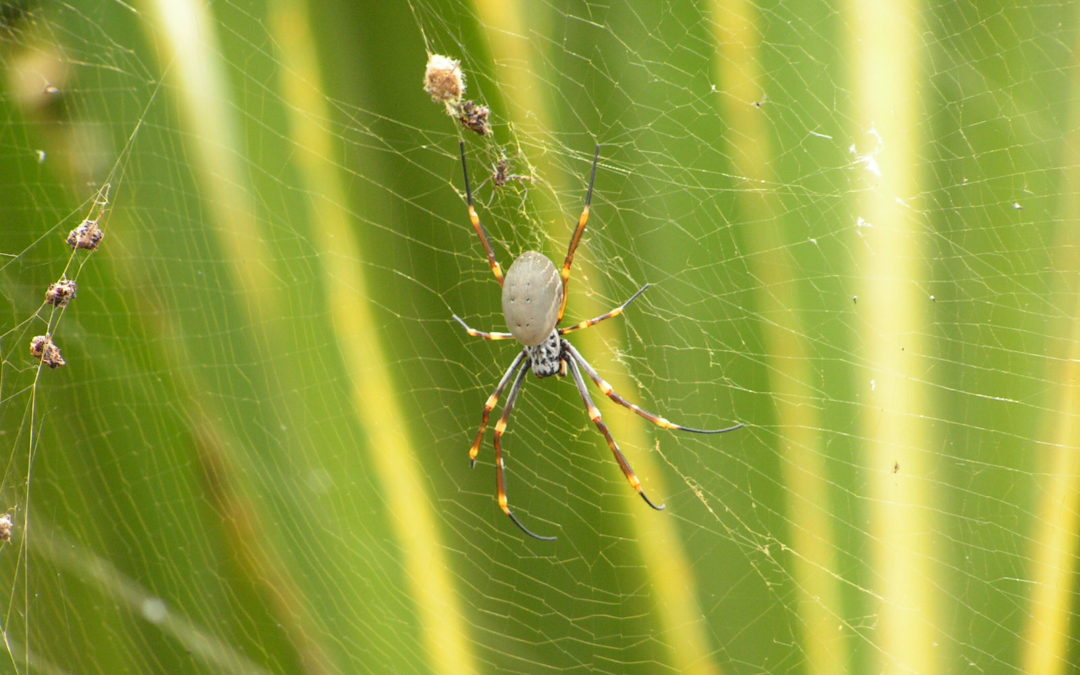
[502,251,563,346]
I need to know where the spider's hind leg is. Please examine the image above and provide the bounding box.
[492,362,558,541]
[566,357,666,510]
[468,351,528,466]
[564,341,743,435]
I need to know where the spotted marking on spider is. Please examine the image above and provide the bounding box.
[452,141,742,540]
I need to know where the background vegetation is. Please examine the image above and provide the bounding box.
[0,1,1076,672]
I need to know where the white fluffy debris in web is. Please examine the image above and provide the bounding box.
[424,54,465,108]
[423,53,492,136]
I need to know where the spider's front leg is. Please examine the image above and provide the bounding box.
[460,141,504,285]
[557,145,601,322]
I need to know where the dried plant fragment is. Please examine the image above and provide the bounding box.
[30,334,65,368]
[45,278,78,307]
[458,100,491,136]
[67,218,104,250]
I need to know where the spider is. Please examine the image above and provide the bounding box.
[452,141,742,540]
[492,152,533,188]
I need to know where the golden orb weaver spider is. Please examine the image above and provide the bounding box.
[453,141,742,540]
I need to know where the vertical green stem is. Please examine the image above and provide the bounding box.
[710,2,842,672]
[271,3,477,673]
[848,1,941,672]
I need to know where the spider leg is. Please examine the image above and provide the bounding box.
[493,363,557,541]
[566,356,666,511]
[452,314,515,341]
[557,145,601,322]
[460,141,504,285]
[564,342,744,435]
[558,284,649,336]
[468,351,527,466]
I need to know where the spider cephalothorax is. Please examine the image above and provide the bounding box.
[452,141,742,540]
[525,332,563,378]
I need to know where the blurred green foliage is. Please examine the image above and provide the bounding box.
[0,1,1076,673]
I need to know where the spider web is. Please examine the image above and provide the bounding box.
[0,1,1077,673]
